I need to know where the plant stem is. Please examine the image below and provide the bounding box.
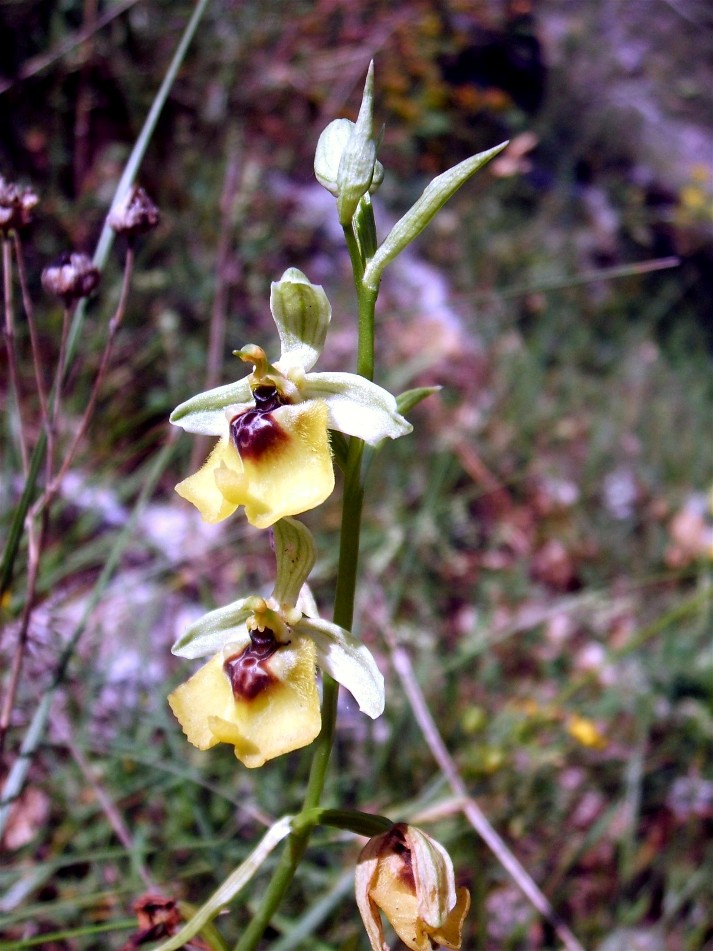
[2,237,29,474]
[234,213,378,951]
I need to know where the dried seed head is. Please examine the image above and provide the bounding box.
[108,186,160,236]
[41,252,100,304]
[0,176,39,234]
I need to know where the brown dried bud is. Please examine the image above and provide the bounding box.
[41,252,100,304]
[0,176,39,234]
[107,185,160,236]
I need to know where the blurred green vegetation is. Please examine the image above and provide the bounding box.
[1,1,712,949]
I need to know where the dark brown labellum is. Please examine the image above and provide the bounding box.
[229,386,287,459]
[223,629,284,700]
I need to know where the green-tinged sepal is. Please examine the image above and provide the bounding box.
[298,616,385,719]
[302,372,412,444]
[314,61,383,225]
[272,518,316,607]
[169,378,252,435]
[362,141,509,291]
[314,119,353,195]
[270,268,331,373]
[171,597,255,659]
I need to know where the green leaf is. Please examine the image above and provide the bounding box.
[396,385,441,416]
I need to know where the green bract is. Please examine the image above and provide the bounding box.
[362,141,509,292]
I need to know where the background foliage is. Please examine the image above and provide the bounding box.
[1,1,712,948]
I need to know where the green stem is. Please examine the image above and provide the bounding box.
[234,211,378,951]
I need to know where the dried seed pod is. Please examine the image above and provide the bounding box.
[108,186,160,236]
[0,176,39,234]
[41,252,100,305]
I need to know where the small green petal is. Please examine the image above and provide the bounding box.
[272,518,317,608]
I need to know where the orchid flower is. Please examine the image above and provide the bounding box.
[168,519,384,768]
[170,268,411,529]
[356,824,471,951]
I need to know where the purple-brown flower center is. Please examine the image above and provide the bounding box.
[223,628,284,700]
[229,385,288,459]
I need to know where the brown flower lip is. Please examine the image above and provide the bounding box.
[223,629,282,700]
[229,386,288,460]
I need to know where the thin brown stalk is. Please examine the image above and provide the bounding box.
[41,245,135,508]
[386,634,587,951]
[189,131,246,473]
[2,237,30,474]
[73,0,98,194]
[0,519,44,756]
[2,248,135,751]
[12,231,49,427]
[0,0,140,96]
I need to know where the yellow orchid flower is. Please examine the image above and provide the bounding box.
[168,624,321,769]
[356,824,470,951]
[170,268,411,529]
[168,519,384,767]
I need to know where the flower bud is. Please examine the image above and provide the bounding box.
[41,251,100,305]
[0,176,39,234]
[107,185,160,236]
[355,823,470,951]
[314,62,382,225]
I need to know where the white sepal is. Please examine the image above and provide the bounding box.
[169,379,253,435]
[314,119,354,196]
[303,372,412,444]
[171,598,253,658]
[298,617,385,718]
[406,826,457,927]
